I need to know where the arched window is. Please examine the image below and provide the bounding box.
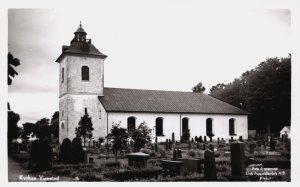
[61,68,64,83]
[182,118,189,135]
[206,118,213,136]
[156,117,163,136]
[127,116,136,133]
[81,66,89,81]
[229,118,236,135]
[61,122,64,129]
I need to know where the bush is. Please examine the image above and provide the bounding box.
[104,161,121,168]
[71,138,84,163]
[29,139,52,170]
[104,167,161,181]
[79,173,102,181]
[60,138,72,163]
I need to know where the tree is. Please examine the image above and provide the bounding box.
[192,82,206,93]
[71,138,84,163]
[209,56,291,133]
[75,112,94,146]
[106,123,128,161]
[50,111,59,137]
[131,122,152,152]
[59,138,72,163]
[21,122,35,141]
[8,111,21,153]
[30,139,52,170]
[8,52,20,85]
[34,118,51,140]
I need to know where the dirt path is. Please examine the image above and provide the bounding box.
[7,157,31,181]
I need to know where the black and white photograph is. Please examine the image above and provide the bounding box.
[3,0,300,184]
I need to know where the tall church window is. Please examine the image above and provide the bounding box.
[61,122,64,129]
[156,117,163,136]
[61,68,64,83]
[127,116,136,134]
[229,118,236,135]
[81,66,89,81]
[182,117,189,135]
[206,118,213,136]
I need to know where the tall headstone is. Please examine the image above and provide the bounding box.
[239,136,243,142]
[230,142,246,177]
[188,142,191,150]
[165,139,169,150]
[173,149,178,161]
[199,136,203,143]
[155,137,158,152]
[230,137,234,142]
[204,136,207,143]
[191,138,194,143]
[217,138,220,144]
[204,149,217,181]
[172,133,175,143]
[178,149,182,158]
[249,143,255,154]
[270,140,276,151]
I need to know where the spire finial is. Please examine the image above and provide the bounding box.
[79,21,82,27]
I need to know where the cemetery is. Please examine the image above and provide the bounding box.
[9,130,291,182]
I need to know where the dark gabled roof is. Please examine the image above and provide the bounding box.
[98,87,250,115]
[55,42,107,62]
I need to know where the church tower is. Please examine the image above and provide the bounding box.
[56,23,107,143]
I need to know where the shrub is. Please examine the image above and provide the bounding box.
[103,167,161,181]
[71,138,84,163]
[60,138,72,163]
[29,139,52,170]
[79,173,102,181]
[104,161,121,168]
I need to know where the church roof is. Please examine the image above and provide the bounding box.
[98,87,250,115]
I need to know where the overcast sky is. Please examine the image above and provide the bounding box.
[7,2,291,126]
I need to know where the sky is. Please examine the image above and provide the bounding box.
[7,2,291,126]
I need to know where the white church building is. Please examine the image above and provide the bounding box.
[56,24,249,144]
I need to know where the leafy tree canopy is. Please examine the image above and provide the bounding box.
[76,112,94,145]
[209,56,291,133]
[131,122,152,152]
[192,82,206,93]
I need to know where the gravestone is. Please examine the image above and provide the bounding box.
[270,140,276,151]
[204,136,207,143]
[204,149,217,181]
[282,134,288,143]
[221,138,225,142]
[195,136,198,143]
[208,144,214,152]
[172,133,175,143]
[191,138,194,143]
[160,160,184,176]
[199,136,203,143]
[239,136,243,142]
[165,139,169,150]
[230,137,234,142]
[169,139,172,149]
[217,138,220,144]
[155,143,158,152]
[188,142,191,150]
[173,149,178,161]
[230,142,246,177]
[257,141,261,147]
[178,149,182,158]
[249,143,255,154]
[127,152,150,168]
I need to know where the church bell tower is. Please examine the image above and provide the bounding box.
[55,22,107,143]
